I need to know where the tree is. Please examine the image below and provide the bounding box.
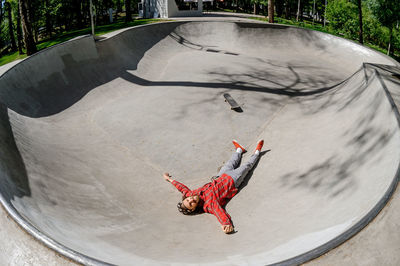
[268,0,274,23]
[16,1,23,54]
[0,4,4,50]
[368,0,400,56]
[115,0,123,20]
[44,0,52,37]
[19,0,37,55]
[5,1,17,51]
[125,0,132,22]
[74,0,83,28]
[357,0,363,44]
[326,0,359,40]
[296,0,300,21]
[284,0,291,19]
[275,0,283,17]
[252,0,258,15]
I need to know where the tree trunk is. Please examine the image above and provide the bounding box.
[275,0,283,18]
[34,26,38,43]
[0,5,3,26]
[125,0,132,21]
[284,0,290,19]
[116,0,122,20]
[296,0,300,21]
[0,10,3,52]
[75,0,83,28]
[56,14,63,34]
[16,3,24,54]
[312,0,316,24]
[45,0,52,37]
[82,1,89,25]
[19,0,37,55]
[104,0,113,23]
[387,27,393,56]
[95,1,101,25]
[299,0,303,21]
[357,0,363,44]
[6,1,17,51]
[268,0,274,23]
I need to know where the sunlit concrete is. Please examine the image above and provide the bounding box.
[0,19,399,265]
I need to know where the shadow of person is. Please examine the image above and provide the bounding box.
[222,149,271,214]
[237,150,271,192]
[227,150,271,235]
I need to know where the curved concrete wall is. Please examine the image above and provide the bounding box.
[0,21,399,265]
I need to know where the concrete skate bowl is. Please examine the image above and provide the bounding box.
[1,21,400,265]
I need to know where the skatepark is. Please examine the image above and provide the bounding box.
[0,17,400,265]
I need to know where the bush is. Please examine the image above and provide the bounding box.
[362,5,388,47]
[393,28,400,56]
[326,0,359,40]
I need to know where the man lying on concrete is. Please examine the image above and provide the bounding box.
[163,139,264,234]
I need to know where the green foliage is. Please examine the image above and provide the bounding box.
[325,0,400,56]
[250,10,400,60]
[394,29,400,56]
[326,0,359,40]
[368,0,400,28]
[362,5,388,47]
[304,0,325,17]
[367,0,400,55]
[250,0,268,5]
[0,0,399,62]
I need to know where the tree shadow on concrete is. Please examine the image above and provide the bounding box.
[279,127,397,198]
[0,21,399,265]
[278,65,400,198]
[0,21,353,119]
[0,20,399,204]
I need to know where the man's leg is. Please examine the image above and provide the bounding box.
[217,151,242,176]
[228,153,260,187]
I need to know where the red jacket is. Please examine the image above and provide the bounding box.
[172,174,238,226]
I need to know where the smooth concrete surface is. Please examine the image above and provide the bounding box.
[307,65,400,266]
[0,204,78,266]
[306,172,400,266]
[0,19,400,265]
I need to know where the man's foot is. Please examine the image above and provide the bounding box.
[232,140,246,153]
[255,140,264,155]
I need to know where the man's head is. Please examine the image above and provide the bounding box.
[177,195,200,215]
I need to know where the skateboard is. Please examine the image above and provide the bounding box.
[223,93,241,110]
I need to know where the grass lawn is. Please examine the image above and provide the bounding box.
[0,52,27,66]
[0,18,166,67]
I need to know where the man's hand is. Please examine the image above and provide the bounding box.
[163,172,173,182]
[221,225,234,234]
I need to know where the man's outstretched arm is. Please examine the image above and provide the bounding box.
[210,201,234,234]
[163,173,191,196]
[163,173,174,183]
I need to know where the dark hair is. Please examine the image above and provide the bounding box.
[177,196,202,215]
